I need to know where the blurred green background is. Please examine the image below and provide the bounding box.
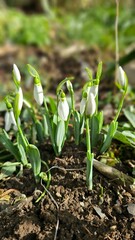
[0,0,134,51]
[0,0,135,101]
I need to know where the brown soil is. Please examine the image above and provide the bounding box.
[0,142,135,240]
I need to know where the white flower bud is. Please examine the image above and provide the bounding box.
[80,92,87,115]
[85,93,96,116]
[34,84,44,105]
[89,85,98,98]
[66,80,73,92]
[5,109,17,131]
[80,98,87,115]
[58,97,69,121]
[14,87,23,120]
[13,64,21,83]
[117,66,126,88]
[18,87,23,111]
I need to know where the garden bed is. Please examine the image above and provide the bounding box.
[0,142,135,240]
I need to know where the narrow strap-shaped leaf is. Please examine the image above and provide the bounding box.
[96,61,102,81]
[17,144,28,166]
[42,114,49,137]
[0,129,20,161]
[35,120,44,142]
[27,144,41,181]
[123,109,135,128]
[100,121,118,153]
[90,114,99,150]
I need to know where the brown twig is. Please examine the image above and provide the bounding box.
[93,159,135,196]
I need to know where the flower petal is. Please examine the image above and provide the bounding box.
[58,99,69,121]
[85,93,96,116]
[13,64,21,82]
[5,112,11,131]
[34,84,44,105]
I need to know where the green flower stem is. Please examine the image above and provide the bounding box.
[70,89,75,112]
[86,117,93,190]
[17,125,28,149]
[114,91,126,123]
[56,77,74,95]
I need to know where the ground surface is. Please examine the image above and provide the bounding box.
[0,142,135,240]
[0,44,135,240]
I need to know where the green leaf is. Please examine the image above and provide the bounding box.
[85,67,93,81]
[42,115,49,137]
[123,109,135,128]
[90,114,99,149]
[27,144,41,181]
[43,111,56,152]
[96,61,102,81]
[90,111,103,149]
[0,162,17,179]
[55,120,65,155]
[98,111,104,132]
[48,97,57,114]
[35,120,44,142]
[114,130,135,146]
[17,144,28,166]
[17,130,28,151]
[100,121,118,153]
[0,129,20,161]
[27,64,39,78]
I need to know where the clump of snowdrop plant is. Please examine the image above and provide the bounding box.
[0,63,128,194]
[0,64,51,203]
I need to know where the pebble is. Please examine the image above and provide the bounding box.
[131,222,135,231]
[110,225,117,231]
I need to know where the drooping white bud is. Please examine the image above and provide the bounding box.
[14,87,23,120]
[5,109,17,131]
[117,66,126,88]
[85,93,96,116]
[58,93,69,121]
[34,84,44,105]
[80,92,87,115]
[80,98,87,115]
[89,85,98,98]
[18,87,23,111]
[66,80,73,92]
[13,64,21,83]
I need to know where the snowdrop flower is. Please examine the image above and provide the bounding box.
[80,92,87,115]
[17,87,23,112]
[66,80,73,92]
[5,109,17,131]
[85,93,96,116]
[13,64,21,84]
[14,87,23,119]
[34,83,44,105]
[89,85,98,98]
[117,66,126,89]
[5,98,17,131]
[58,92,69,121]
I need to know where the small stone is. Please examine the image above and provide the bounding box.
[127,203,135,216]
[56,192,62,198]
[80,202,84,207]
[110,225,117,231]
[131,222,135,231]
